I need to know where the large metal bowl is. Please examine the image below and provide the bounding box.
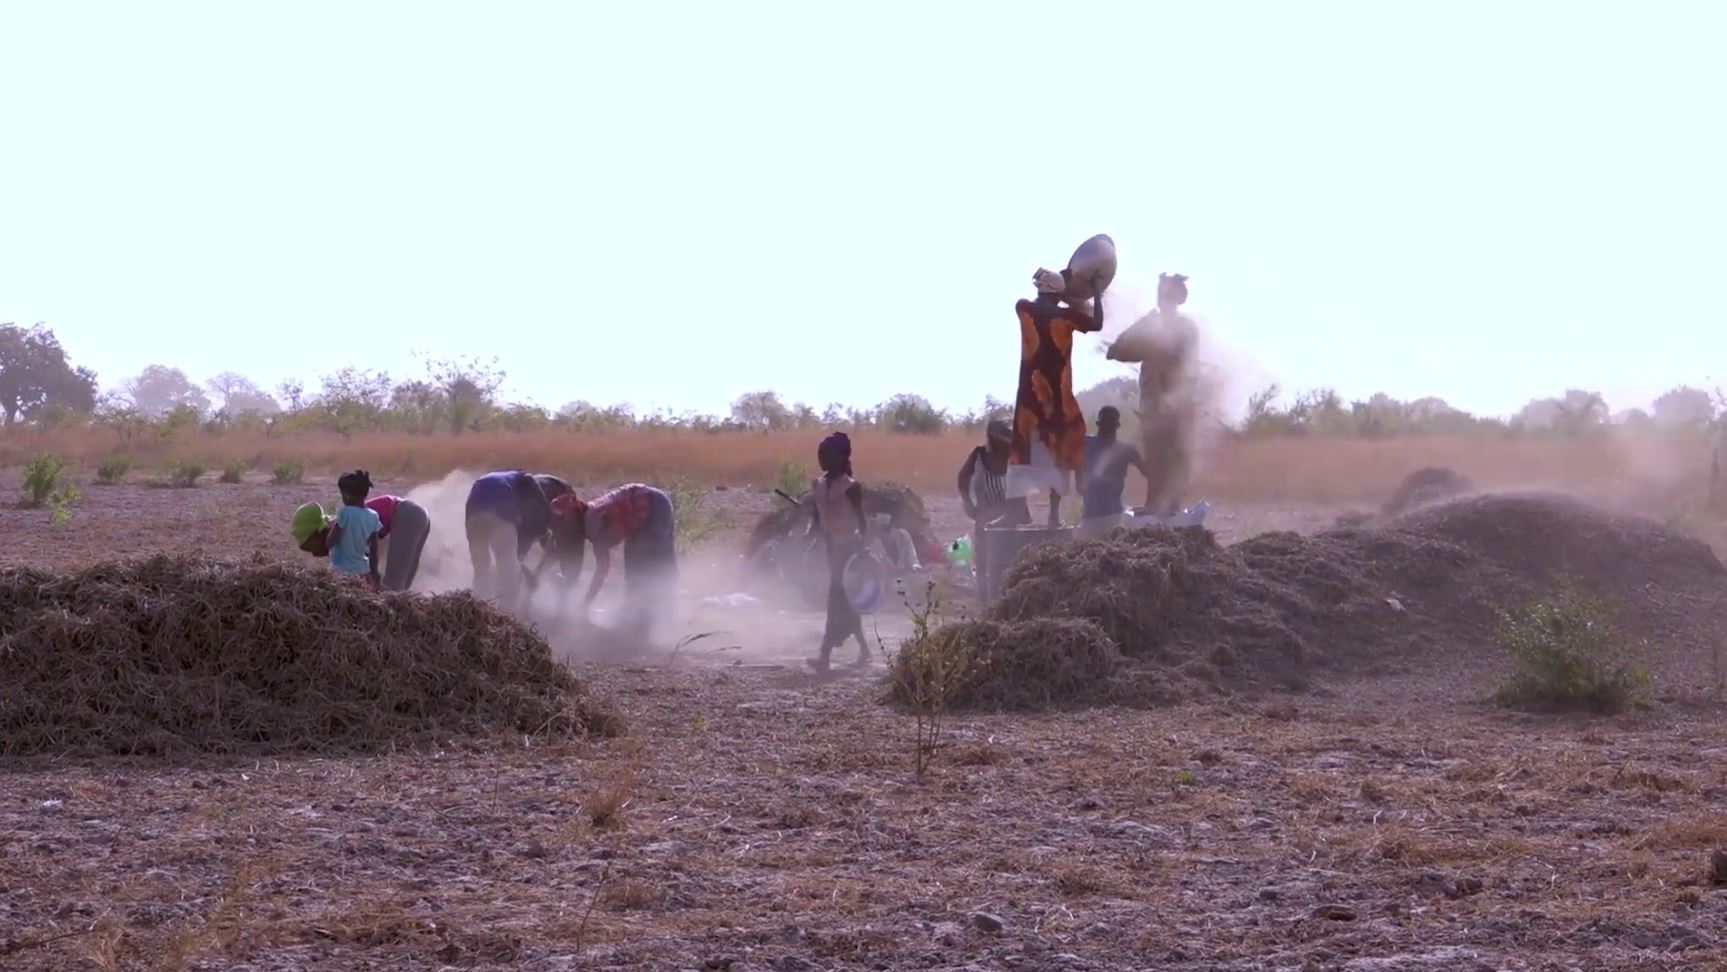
[1064,234,1117,302]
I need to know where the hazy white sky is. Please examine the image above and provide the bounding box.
[3,1,1723,420]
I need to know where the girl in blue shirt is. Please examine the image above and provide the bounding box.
[326,469,383,589]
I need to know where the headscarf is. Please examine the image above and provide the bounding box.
[817,431,853,478]
[290,502,329,544]
[985,418,1012,445]
[1033,268,1065,294]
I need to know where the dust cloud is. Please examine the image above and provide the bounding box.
[395,469,855,666]
[1097,284,1237,513]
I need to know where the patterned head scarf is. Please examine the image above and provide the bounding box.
[817,431,853,478]
[1033,268,1066,294]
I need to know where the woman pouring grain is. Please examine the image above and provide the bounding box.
[1007,266,1105,525]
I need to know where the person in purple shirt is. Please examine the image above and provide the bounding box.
[464,470,554,613]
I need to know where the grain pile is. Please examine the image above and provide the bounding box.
[1336,465,1476,527]
[895,492,1727,710]
[0,556,622,757]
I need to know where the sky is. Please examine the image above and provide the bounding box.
[3,1,1724,421]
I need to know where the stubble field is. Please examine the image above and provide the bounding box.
[3,430,1726,971]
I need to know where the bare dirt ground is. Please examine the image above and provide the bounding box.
[3,474,1726,970]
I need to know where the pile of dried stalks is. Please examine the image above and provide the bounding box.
[892,617,1123,710]
[0,555,622,757]
[909,492,1727,710]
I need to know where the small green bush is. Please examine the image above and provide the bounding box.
[271,461,306,485]
[669,478,726,551]
[95,457,132,485]
[1493,582,1649,714]
[21,455,65,507]
[777,459,809,498]
[167,461,206,488]
[220,458,247,484]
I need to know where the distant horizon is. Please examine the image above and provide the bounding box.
[7,317,1721,427]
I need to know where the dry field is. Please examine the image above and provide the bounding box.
[3,434,1727,971]
[2,424,1720,508]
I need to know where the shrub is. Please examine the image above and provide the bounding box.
[220,458,247,484]
[1493,582,1649,714]
[21,455,66,508]
[167,461,206,488]
[271,461,306,485]
[95,457,132,485]
[777,459,809,497]
[884,583,976,777]
[669,478,726,550]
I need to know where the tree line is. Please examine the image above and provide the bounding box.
[3,321,1722,441]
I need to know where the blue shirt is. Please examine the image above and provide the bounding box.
[330,504,381,574]
[1081,435,1138,519]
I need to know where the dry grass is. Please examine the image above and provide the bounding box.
[6,670,1727,969]
[4,425,1719,505]
[0,555,621,756]
[583,749,643,831]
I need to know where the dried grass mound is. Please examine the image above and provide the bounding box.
[747,480,936,557]
[989,527,1425,690]
[0,555,622,758]
[891,618,1126,710]
[951,491,1727,705]
[1389,491,1724,590]
[1382,466,1475,517]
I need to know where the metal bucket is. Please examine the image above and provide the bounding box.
[1064,234,1117,303]
[978,525,1074,603]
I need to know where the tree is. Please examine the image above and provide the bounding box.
[424,354,506,435]
[314,367,392,436]
[731,390,791,430]
[877,393,948,434]
[1651,385,1715,427]
[0,323,99,426]
[389,379,447,435]
[123,365,210,419]
[205,371,280,418]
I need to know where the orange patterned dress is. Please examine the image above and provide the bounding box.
[1008,298,1101,490]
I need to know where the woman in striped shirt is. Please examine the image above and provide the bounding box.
[956,418,1031,586]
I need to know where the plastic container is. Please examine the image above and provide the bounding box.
[1122,499,1213,530]
[947,535,973,567]
[1064,234,1117,302]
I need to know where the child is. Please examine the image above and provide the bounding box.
[809,432,871,672]
[325,470,383,589]
[291,481,431,591]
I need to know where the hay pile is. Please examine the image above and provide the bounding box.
[1337,465,1476,527]
[1382,466,1475,517]
[0,556,621,757]
[747,481,936,558]
[900,491,1727,710]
